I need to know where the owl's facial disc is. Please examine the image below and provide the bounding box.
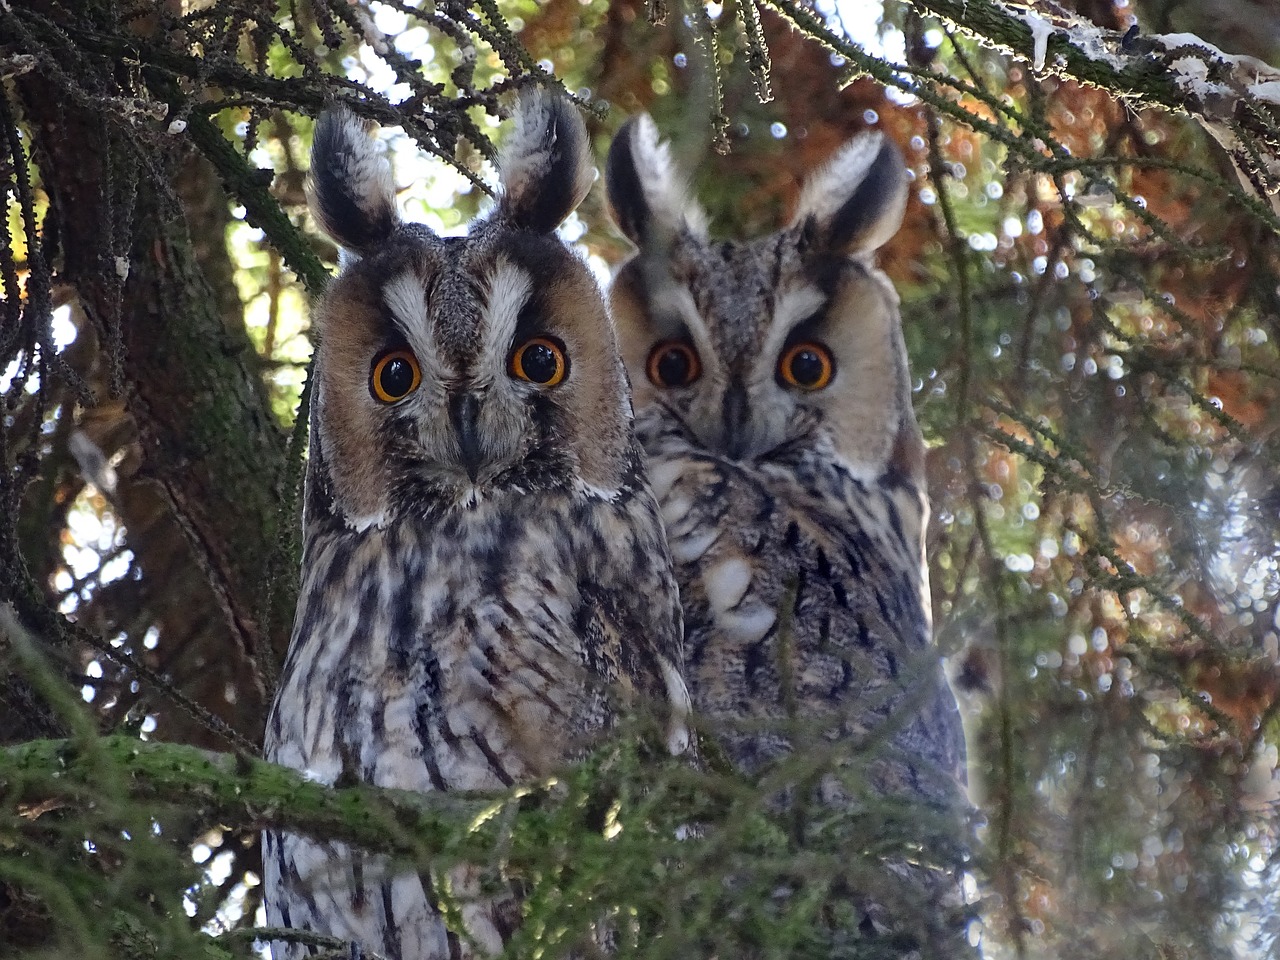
[308,93,638,525]
[620,258,832,462]
[367,251,625,504]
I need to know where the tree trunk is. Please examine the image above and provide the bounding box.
[15,70,296,744]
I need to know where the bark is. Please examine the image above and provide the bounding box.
[14,67,294,738]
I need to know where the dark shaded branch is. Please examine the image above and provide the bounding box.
[16,67,294,705]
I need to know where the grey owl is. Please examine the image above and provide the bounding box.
[263,93,690,960]
[605,116,971,955]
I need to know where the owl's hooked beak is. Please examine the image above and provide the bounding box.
[720,381,750,460]
[449,392,484,482]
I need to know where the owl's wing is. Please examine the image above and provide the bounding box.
[643,420,965,797]
[786,472,967,806]
[578,485,691,758]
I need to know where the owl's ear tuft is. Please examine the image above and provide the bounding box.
[308,107,400,257]
[496,90,594,233]
[605,114,705,248]
[790,131,907,258]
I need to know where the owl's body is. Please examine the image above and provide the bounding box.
[263,95,688,960]
[639,416,958,796]
[606,118,969,954]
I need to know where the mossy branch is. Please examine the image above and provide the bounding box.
[910,1,1280,209]
[180,108,329,296]
[2,736,507,859]
[911,0,1177,101]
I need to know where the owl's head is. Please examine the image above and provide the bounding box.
[306,92,634,529]
[605,115,922,483]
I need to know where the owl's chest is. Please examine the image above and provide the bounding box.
[651,450,929,708]
[265,516,611,790]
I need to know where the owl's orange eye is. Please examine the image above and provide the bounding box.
[370,349,422,403]
[778,342,834,390]
[510,337,568,386]
[646,341,701,388]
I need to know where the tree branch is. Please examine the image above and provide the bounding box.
[910,0,1280,211]
[2,736,504,858]
[16,68,295,699]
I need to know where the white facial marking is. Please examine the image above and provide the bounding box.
[382,271,428,342]
[483,259,533,374]
[758,283,827,376]
[381,269,453,388]
[656,283,713,356]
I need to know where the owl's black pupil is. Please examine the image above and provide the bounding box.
[789,349,825,385]
[657,348,691,386]
[521,343,559,383]
[379,358,415,398]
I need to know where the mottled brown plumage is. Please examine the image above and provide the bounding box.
[263,93,689,960]
[606,115,972,956]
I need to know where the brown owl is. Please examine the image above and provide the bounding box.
[262,93,690,960]
[605,115,972,956]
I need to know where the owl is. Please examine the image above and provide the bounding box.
[605,117,971,955]
[262,92,690,960]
